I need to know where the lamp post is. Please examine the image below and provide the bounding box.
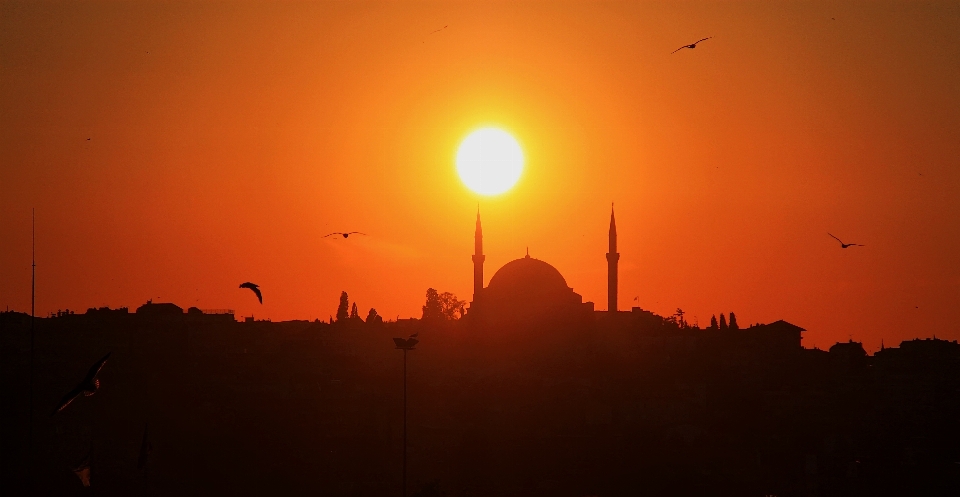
[29,208,35,494]
[393,336,418,497]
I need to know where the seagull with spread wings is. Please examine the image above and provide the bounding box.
[828,233,865,249]
[672,37,713,54]
[52,353,111,415]
[239,282,263,304]
[324,232,366,239]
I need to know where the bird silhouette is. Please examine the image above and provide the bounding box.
[52,353,111,415]
[828,233,864,248]
[409,332,419,338]
[324,232,366,239]
[239,282,262,304]
[671,37,712,54]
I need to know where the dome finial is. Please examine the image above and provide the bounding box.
[525,246,530,258]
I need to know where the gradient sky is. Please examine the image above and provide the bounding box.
[2,1,958,351]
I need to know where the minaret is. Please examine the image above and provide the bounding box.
[606,203,619,312]
[472,208,485,302]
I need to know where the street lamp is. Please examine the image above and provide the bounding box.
[393,335,418,497]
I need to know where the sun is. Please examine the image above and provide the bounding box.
[456,128,524,195]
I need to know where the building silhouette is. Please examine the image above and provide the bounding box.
[472,208,484,303]
[467,212,593,326]
[607,203,619,312]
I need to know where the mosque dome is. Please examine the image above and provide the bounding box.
[487,254,570,295]
[477,252,585,323]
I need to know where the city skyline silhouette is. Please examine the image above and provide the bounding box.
[1,2,957,352]
[1,1,959,496]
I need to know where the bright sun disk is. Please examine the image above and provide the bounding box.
[456,128,524,195]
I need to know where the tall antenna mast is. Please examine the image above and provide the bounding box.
[29,208,36,490]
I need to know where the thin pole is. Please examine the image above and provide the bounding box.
[28,208,36,491]
[402,348,407,497]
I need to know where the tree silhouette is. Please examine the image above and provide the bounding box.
[675,308,687,328]
[336,291,349,322]
[439,292,466,320]
[719,313,728,332]
[729,312,739,330]
[366,308,382,324]
[422,288,443,321]
[422,288,465,321]
[710,315,719,330]
[350,302,359,319]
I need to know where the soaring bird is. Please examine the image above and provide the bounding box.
[52,353,111,416]
[671,37,713,54]
[828,233,864,249]
[239,282,263,304]
[324,232,366,239]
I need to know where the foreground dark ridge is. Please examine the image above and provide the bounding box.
[2,305,958,497]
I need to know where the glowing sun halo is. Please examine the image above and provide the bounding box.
[456,128,524,195]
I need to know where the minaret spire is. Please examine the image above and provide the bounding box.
[606,203,620,312]
[472,207,485,302]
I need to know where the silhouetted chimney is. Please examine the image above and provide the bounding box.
[606,204,620,312]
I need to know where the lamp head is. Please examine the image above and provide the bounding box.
[393,337,418,350]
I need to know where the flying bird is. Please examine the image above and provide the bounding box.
[324,232,366,239]
[828,233,864,249]
[239,282,263,304]
[671,37,713,54]
[52,353,111,416]
[409,332,419,338]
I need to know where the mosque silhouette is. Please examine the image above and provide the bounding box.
[466,206,618,326]
[463,205,808,354]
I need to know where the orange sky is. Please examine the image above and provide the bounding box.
[2,1,958,351]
